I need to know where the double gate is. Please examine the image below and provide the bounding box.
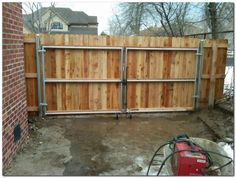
[34,35,204,116]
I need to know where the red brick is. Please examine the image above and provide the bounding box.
[2,2,28,170]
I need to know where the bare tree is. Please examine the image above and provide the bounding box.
[144,2,191,36]
[204,2,234,39]
[206,3,218,39]
[109,2,150,35]
[175,3,189,36]
[109,2,234,39]
[23,2,56,33]
[109,14,124,35]
[109,2,191,37]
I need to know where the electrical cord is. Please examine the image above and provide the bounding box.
[155,149,232,176]
[157,149,197,176]
[169,138,212,160]
[146,138,191,175]
[169,138,213,168]
[147,138,204,175]
[201,150,233,173]
[146,141,172,176]
[146,137,232,176]
[183,140,213,168]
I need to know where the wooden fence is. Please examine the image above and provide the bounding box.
[23,34,227,115]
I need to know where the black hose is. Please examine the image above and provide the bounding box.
[201,150,233,173]
[147,138,204,175]
[168,139,213,168]
[146,139,232,176]
[186,141,213,168]
[169,139,213,168]
[146,141,172,176]
[156,149,200,176]
[156,149,233,176]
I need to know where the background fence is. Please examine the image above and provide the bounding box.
[23,34,228,115]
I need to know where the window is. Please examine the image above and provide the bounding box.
[51,22,63,30]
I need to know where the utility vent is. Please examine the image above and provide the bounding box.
[13,124,21,143]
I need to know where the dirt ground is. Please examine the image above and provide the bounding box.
[4,109,234,176]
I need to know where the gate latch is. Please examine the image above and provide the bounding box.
[122,79,127,85]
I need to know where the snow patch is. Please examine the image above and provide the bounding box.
[218,142,234,159]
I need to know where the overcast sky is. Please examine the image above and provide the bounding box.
[23,2,118,34]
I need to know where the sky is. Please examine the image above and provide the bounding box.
[23,2,118,34]
[22,2,204,35]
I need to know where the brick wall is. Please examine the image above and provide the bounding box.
[2,2,28,169]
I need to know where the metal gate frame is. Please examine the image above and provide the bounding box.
[123,43,204,113]
[36,39,124,115]
[35,34,204,116]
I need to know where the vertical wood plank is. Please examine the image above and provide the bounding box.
[162,37,172,107]
[126,36,137,109]
[24,34,228,113]
[208,41,218,108]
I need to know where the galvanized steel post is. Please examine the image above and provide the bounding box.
[193,48,199,110]
[196,40,204,110]
[124,48,128,112]
[193,40,204,110]
[41,47,47,115]
[35,34,42,116]
[119,48,124,113]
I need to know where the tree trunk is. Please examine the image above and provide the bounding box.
[208,3,218,39]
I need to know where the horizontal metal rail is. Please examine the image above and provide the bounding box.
[45,79,121,83]
[126,47,198,51]
[127,79,195,82]
[42,45,123,50]
[39,45,200,116]
[127,108,193,113]
[45,110,122,115]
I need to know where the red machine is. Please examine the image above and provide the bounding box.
[172,142,207,176]
[147,134,233,176]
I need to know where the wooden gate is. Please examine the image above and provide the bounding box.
[23,34,228,116]
[39,35,124,115]
[124,38,202,113]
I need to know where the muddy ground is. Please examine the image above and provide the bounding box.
[4,109,234,176]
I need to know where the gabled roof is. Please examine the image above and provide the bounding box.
[23,7,98,25]
[52,8,97,25]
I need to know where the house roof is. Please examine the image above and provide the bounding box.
[51,7,97,25]
[23,7,98,26]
